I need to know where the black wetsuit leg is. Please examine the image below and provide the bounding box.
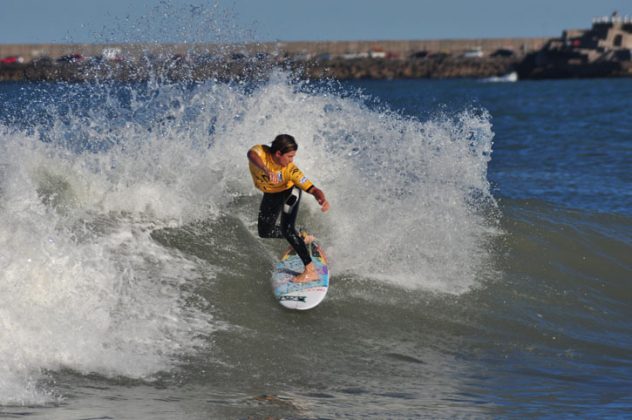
[258,188,312,266]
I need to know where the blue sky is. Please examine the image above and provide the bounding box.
[0,0,630,44]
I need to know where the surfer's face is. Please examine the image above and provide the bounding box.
[275,150,296,167]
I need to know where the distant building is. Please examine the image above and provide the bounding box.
[563,12,632,51]
[544,12,632,63]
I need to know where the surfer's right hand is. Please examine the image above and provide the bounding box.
[267,169,280,184]
[310,187,330,212]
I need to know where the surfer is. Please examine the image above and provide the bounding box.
[247,134,330,282]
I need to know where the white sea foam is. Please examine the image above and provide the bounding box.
[0,130,215,405]
[201,73,498,293]
[0,71,496,404]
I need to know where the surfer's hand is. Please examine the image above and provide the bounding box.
[311,187,330,212]
[267,169,280,184]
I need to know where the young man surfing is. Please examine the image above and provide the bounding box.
[247,134,330,282]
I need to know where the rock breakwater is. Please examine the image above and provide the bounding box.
[0,55,522,82]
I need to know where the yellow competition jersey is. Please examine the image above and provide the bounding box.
[248,144,314,193]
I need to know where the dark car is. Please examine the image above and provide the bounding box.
[194,53,221,65]
[491,49,515,58]
[409,51,429,59]
[57,54,85,64]
[32,56,53,66]
[429,52,449,60]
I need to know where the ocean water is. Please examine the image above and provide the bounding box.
[0,72,630,419]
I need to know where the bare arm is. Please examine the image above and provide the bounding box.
[308,186,330,212]
[247,149,280,183]
[247,149,266,171]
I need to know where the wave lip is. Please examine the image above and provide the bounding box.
[0,72,499,404]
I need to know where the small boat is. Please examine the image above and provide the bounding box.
[481,71,518,83]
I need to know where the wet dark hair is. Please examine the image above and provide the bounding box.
[269,134,298,155]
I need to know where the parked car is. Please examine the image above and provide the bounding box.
[102,48,123,61]
[57,54,85,63]
[32,56,53,66]
[463,48,484,58]
[194,53,221,65]
[87,55,105,65]
[491,48,515,58]
[314,53,332,62]
[429,52,449,60]
[409,51,429,60]
[0,56,24,64]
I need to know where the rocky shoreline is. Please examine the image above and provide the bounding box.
[304,56,520,80]
[0,56,519,83]
[2,52,631,83]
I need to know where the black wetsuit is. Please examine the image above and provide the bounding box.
[257,187,311,266]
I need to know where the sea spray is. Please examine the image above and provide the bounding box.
[0,70,497,404]
[0,128,216,405]
[208,74,498,292]
[319,106,497,292]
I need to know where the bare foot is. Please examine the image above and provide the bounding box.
[300,231,316,244]
[292,264,319,283]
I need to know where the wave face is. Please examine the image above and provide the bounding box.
[0,74,497,405]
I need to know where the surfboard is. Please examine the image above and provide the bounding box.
[271,239,329,310]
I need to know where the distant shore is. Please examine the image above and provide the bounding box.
[0,39,538,82]
[1,34,631,82]
[0,55,526,82]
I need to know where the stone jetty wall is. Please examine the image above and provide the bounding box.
[2,35,632,81]
[0,38,546,82]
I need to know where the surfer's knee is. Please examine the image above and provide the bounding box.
[258,223,275,238]
[258,229,271,239]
